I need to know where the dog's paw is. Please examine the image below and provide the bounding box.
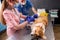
[42,36,47,40]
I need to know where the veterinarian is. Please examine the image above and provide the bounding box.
[14,0,37,16]
[0,0,35,40]
[14,0,38,25]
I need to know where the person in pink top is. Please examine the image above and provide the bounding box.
[0,0,35,39]
[1,0,27,37]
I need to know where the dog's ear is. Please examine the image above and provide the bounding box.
[39,26,47,40]
[39,31,46,39]
[39,26,44,37]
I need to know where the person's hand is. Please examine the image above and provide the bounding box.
[25,16,35,23]
[25,16,31,23]
[33,14,38,18]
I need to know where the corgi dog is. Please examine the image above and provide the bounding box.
[30,12,48,40]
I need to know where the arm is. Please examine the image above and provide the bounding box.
[27,0,37,14]
[14,21,28,30]
[20,13,27,19]
[32,7,38,18]
[3,10,28,30]
[32,7,37,14]
[15,8,27,19]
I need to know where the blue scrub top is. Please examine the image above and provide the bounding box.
[14,0,33,16]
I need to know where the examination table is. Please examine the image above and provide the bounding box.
[6,17,55,40]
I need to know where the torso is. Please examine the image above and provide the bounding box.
[3,9,20,37]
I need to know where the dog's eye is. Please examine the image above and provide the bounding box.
[35,30,36,33]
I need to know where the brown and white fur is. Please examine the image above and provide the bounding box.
[30,16,48,40]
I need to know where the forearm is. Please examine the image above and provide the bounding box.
[21,14,27,19]
[32,7,37,14]
[20,13,27,19]
[14,21,28,30]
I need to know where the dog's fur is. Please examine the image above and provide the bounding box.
[30,16,48,39]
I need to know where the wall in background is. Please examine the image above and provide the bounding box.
[31,0,60,9]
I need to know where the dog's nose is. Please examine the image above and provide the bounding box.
[31,34,34,36]
[31,34,37,36]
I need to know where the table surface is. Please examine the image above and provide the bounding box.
[7,18,55,40]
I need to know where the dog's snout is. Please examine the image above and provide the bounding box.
[31,34,37,36]
[31,34,34,36]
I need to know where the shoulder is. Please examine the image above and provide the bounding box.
[14,3,21,8]
[26,0,33,5]
[3,9,12,14]
[26,0,31,3]
[26,0,30,2]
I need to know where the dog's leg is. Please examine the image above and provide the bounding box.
[42,25,47,40]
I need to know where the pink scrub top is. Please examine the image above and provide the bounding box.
[3,9,20,37]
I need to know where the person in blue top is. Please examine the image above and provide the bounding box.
[14,0,38,24]
[14,0,38,30]
[15,0,37,16]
